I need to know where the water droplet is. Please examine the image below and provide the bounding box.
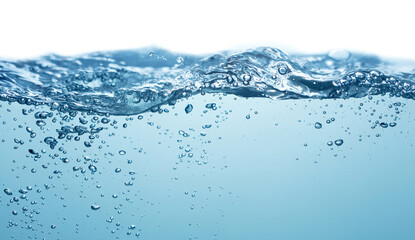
[115,168,121,173]
[328,49,350,60]
[314,122,322,129]
[176,56,184,64]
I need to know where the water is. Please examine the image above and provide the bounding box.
[0,47,414,240]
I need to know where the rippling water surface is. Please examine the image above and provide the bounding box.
[0,48,414,240]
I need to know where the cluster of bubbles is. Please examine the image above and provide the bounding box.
[1,105,145,239]
[0,92,410,239]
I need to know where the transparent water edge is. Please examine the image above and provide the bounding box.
[1,47,415,115]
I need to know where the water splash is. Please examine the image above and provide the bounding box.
[0,47,414,115]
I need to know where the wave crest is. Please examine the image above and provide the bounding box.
[1,47,414,115]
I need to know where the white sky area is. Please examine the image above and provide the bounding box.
[0,0,414,59]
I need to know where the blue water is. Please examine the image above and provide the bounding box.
[0,47,414,240]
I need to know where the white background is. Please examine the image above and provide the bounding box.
[0,0,414,59]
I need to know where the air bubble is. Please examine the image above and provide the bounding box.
[334,139,344,146]
[380,122,388,128]
[314,122,322,129]
[91,205,101,210]
[278,65,288,75]
[185,104,193,114]
[4,188,12,195]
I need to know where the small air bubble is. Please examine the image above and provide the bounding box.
[314,122,322,129]
[334,139,344,146]
[91,205,100,210]
[185,104,193,114]
[278,65,288,75]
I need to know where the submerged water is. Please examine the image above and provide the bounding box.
[0,47,414,240]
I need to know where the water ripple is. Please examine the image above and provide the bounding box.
[0,47,414,115]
